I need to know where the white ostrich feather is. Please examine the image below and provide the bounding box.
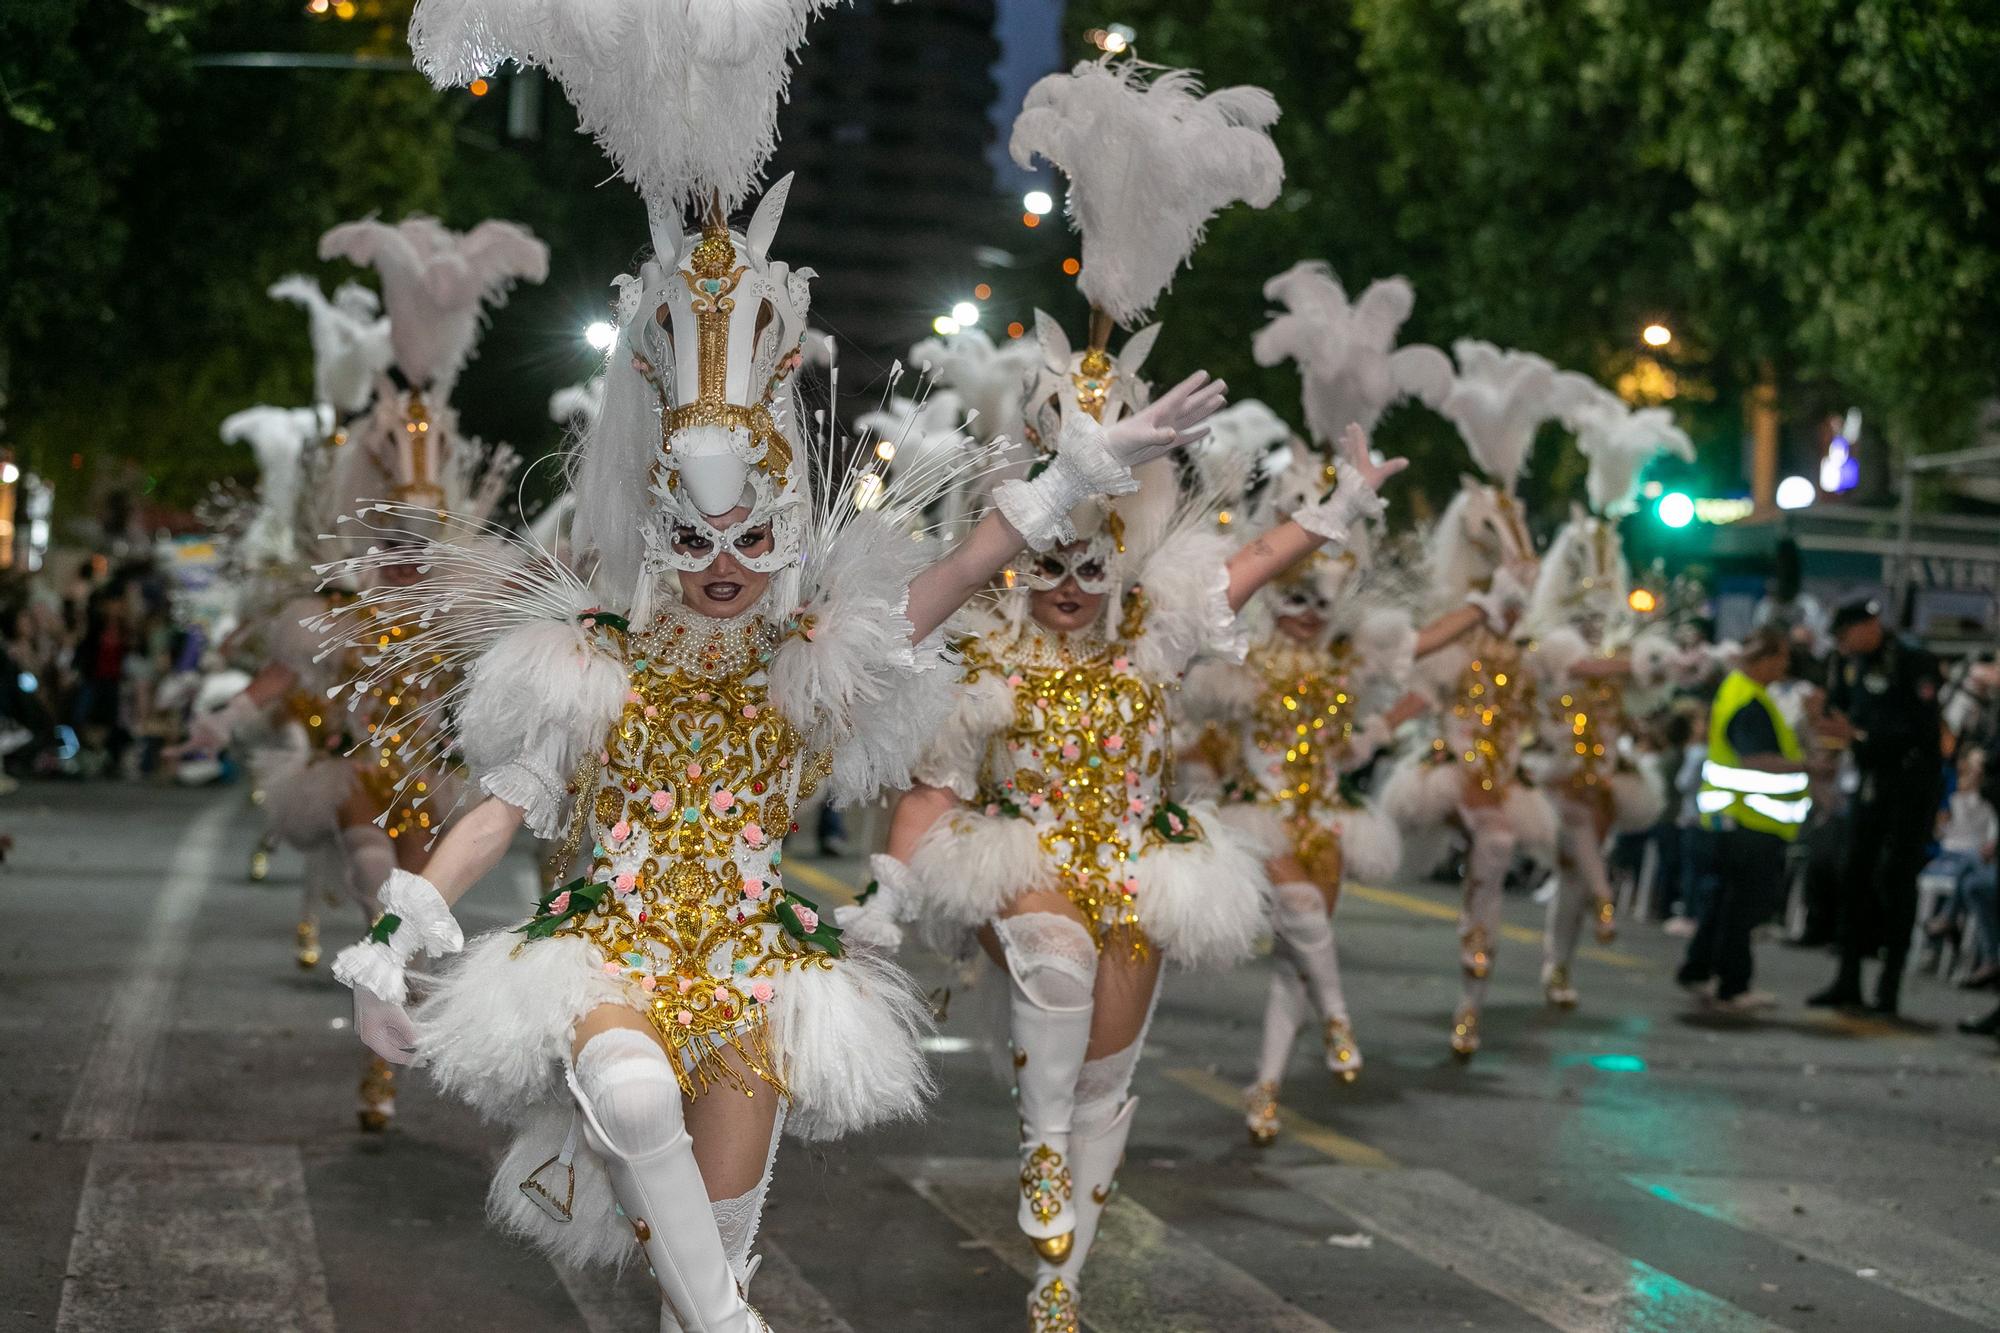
[907,328,1037,447]
[1549,370,1695,517]
[219,405,328,567]
[319,215,548,392]
[408,0,841,227]
[1435,339,1559,491]
[1252,262,1452,443]
[548,378,604,431]
[1009,59,1283,326]
[268,274,394,418]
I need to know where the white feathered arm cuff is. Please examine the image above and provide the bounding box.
[834,854,920,952]
[1466,563,1532,633]
[332,869,462,1003]
[994,414,1138,551]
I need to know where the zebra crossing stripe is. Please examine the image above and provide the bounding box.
[1163,1067,1398,1169]
[888,1156,1338,1333]
[558,1240,854,1333]
[56,1143,337,1333]
[1632,1175,2000,1327]
[1271,1165,1786,1333]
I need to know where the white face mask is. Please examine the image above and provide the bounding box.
[1018,535,1118,595]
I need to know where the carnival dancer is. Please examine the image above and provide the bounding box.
[320,7,1228,1328]
[862,62,1408,1332]
[1524,375,1695,1007]
[194,216,545,1129]
[1381,340,1571,1060]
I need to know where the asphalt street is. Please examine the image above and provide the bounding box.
[7,781,2000,1332]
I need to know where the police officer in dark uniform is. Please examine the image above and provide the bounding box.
[1807,596,1945,1016]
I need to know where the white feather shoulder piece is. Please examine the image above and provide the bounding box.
[1010,59,1283,326]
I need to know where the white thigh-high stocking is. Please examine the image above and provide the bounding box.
[1455,807,1518,1057]
[1028,979,1159,1332]
[339,824,396,920]
[1271,880,1360,1080]
[995,912,1098,1261]
[1252,961,1310,1091]
[572,1029,765,1333]
[709,1102,787,1289]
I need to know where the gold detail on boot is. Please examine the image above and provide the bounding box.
[1013,1045,1029,1070]
[1244,1080,1281,1146]
[1091,1181,1113,1205]
[295,920,321,970]
[630,1216,652,1243]
[1595,898,1617,944]
[1022,1142,1073,1229]
[1324,1018,1361,1083]
[1461,925,1491,979]
[1450,1009,1481,1062]
[357,1056,395,1132]
[1029,1275,1079,1333]
[1033,1231,1074,1263]
[1544,965,1577,1009]
[249,847,271,882]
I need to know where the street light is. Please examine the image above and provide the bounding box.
[932,315,961,336]
[1775,475,1817,510]
[1657,491,1695,529]
[1642,323,1672,348]
[951,301,980,327]
[1023,190,1053,216]
[584,321,615,351]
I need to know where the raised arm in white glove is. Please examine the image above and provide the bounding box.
[1466,558,1537,634]
[1293,424,1403,544]
[996,371,1228,551]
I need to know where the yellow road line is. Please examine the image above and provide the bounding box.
[1344,883,1651,971]
[784,857,861,906]
[1164,1067,1400,1169]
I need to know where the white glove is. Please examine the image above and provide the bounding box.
[833,854,917,952]
[354,988,419,1065]
[187,691,263,754]
[1293,425,1400,544]
[996,371,1229,551]
[1467,560,1535,633]
[332,869,463,1005]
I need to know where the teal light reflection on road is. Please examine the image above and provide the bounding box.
[1556,1052,1649,1073]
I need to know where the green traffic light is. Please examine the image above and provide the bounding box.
[1657,492,1695,529]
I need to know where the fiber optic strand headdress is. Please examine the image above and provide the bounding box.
[1004,56,1283,590]
[407,0,843,601]
[318,215,547,522]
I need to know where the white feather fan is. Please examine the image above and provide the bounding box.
[319,215,548,392]
[1549,370,1695,517]
[1252,261,1453,442]
[1009,59,1283,326]
[268,275,394,418]
[408,0,840,226]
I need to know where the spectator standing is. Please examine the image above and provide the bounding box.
[1676,626,1808,1010]
[1809,597,1945,1017]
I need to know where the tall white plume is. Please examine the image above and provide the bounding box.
[219,405,328,566]
[1434,340,1560,492]
[1549,370,1695,517]
[907,328,1037,447]
[319,215,548,393]
[407,0,842,229]
[1251,261,1452,443]
[549,378,605,432]
[268,274,393,418]
[1009,59,1283,326]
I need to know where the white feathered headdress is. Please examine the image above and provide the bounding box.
[1434,340,1560,493]
[409,0,839,245]
[1252,262,1452,443]
[1548,370,1696,518]
[267,275,393,421]
[1010,59,1284,329]
[219,405,329,567]
[318,215,548,394]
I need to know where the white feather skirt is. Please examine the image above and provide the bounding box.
[1210,801,1288,860]
[1331,805,1404,886]
[416,923,935,1266]
[1380,756,1558,865]
[1132,799,1266,970]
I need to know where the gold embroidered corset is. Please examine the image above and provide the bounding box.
[344,604,461,839]
[529,605,837,1099]
[1242,637,1361,822]
[1548,670,1625,811]
[1433,631,1535,795]
[969,625,1198,956]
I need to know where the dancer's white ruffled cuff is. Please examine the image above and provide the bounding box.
[332,870,461,1004]
[994,415,1137,551]
[833,853,918,952]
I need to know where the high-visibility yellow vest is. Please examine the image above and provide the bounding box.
[1698,669,1810,840]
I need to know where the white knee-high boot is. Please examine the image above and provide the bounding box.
[1456,808,1518,1058]
[1027,983,1157,1333]
[571,1029,766,1333]
[1271,881,1359,1079]
[996,913,1099,1263]
[1245,962,1308,1145]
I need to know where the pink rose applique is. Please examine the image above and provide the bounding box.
[710,790,735,813]
[751,980,775,1005]
[1104,735,1125,752]
[547,890,572,914]
[743,823,766,847]
[649,790,673,813]
[609,820,631,844]
[794,905,820,932]
[742,877,767,901]
[614,872,638,894]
